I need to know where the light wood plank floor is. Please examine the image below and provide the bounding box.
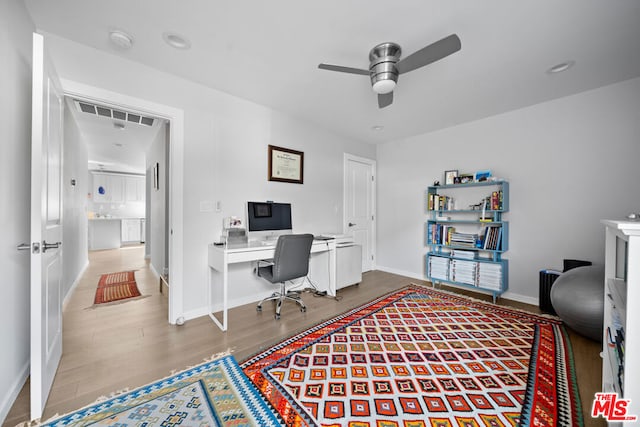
[5,247,604,426]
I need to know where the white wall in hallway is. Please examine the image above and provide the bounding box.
[62,108,89,298]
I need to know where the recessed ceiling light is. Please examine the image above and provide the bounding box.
[371,125,384,131]
[113,122,125,130]
[163,32,191,50]
[114,143,123,147]
[109,30,134,50]
[546,60,575,74]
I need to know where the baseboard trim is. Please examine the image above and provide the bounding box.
[181,290,282,323]
[0,361,29,425]
[375,265,539,307]
[375,265,426,282]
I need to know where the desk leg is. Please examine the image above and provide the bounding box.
[327,246,337,297]
[208,262,228,332]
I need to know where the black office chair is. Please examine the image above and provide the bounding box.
[256,233,314,319]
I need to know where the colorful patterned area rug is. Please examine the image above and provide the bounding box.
[93,271,143,305]
[39,355,282,427]
[241,284,583,427]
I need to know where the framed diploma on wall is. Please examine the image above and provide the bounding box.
[268,145,304,184]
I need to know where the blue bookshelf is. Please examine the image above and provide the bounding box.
[425,180,509,302]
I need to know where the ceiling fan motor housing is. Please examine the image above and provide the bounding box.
[369,42,401,93]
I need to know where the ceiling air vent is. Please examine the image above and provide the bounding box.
[73,99,156,127]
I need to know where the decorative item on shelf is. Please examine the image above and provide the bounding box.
[474,169,492,182]
[458,174,474,184]
[444,170,458,185]
[433,180,440,186]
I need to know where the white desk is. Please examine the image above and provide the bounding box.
[207,239,337,331]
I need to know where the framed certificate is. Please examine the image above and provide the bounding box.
[268,145,304,184]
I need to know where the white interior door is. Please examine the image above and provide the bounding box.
[30,32,64,421]
[344,154,376,272]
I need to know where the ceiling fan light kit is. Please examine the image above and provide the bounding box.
[369,42,401,94]
[318,34,461,108]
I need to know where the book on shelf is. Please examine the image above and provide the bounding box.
[428,193,454,211]
[490,190,503,211]
[428,255,450,280]
[428,224,456,245]
[481,225,502,250]
[451,249,476,259]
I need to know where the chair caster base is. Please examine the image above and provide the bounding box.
[274,313,281,320]
[300,306,306,312]
[256,305,262,312]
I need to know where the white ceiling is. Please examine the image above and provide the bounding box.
[25,0,640,146]
[66,97,163,174]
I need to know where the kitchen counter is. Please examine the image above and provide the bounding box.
[88,219,121,250]
[88,217,145,250]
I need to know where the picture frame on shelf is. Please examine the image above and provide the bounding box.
[458,174,474,184]
[444,170,458,185]
[474,170,492,182]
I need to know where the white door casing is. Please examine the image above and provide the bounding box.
[344,154,376,272]
[61,79,184,325]
[30,32,64,420]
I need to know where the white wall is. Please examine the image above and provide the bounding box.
[62,109,89,299]
[43,34,376,318]
[0,1,34,423]
[377,77,640,303]
[146,123,167,275]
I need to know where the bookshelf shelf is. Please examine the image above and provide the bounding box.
[601,220,640,425]
[425,180,509,302]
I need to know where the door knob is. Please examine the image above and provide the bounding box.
[42,241,62,252]
[17,242,40,253]
[348,222,356,227]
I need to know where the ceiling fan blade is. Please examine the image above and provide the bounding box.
[396,34,461,74]
[378,92,393,108]
[318,63,370,76]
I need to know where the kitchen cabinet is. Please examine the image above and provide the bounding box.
[125,175,145,202]
[92,172,124,203]
[121,218,142,243]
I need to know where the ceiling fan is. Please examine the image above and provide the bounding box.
[318,34,461,108]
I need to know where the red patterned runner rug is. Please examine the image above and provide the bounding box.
[93,271,143,305]
[241,284,583,427]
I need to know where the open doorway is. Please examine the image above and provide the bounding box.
[65,96,169,285]
[61,79,185,325]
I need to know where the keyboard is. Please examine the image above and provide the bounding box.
[314,235,335,241]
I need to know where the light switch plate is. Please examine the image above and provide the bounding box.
[200,200,214,212]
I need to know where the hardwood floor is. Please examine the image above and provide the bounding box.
[4,247,604,426]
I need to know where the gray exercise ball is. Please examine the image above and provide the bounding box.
[550,265,604,342]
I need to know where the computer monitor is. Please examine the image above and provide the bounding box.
[247,202,292,237]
